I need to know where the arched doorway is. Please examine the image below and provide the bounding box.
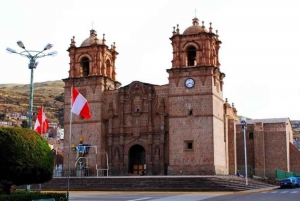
[128,145,145,175]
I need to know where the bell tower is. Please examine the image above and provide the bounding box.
[68,29,120,88]
[167,18,227,175]
[63,30,121,172]
[171,18,221,68]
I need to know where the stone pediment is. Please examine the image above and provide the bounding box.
[123,81,157,94]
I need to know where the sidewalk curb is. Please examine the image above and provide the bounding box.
[234,186,280,194]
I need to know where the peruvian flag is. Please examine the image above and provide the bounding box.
[34,106,50,134]
[71,86,91,119]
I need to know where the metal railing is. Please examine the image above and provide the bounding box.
[276,169,300,180]
[53,168,108,177]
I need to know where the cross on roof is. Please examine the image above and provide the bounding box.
[194,9,198,18]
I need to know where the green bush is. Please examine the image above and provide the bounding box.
[54,93,64,102]
[20,120,28,128]
[0,127,54,194]
[0,191,67,201]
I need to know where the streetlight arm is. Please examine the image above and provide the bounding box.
[6,47,17,54]
[18,50,48,60]
[17,41,25,49]
[34,49,57,58]
[32,49,47,59]
[47,51,57,56]
[44,43,53,50]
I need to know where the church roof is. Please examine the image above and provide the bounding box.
[237,118,290,125]
[122,81,159,88]
[80,29,101,47]
[183,18,208,35]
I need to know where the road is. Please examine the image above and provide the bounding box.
[69,192,225,201]
[68,188,300,201]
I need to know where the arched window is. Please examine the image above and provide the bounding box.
[81,57,89,76]
[187,46,196,66]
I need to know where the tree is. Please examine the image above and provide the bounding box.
[20,119,28,128]
[54,93,64,102]
[0,127,54,194]
[0,113,5,121]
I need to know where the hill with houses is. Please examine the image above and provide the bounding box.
[0,80,64,127]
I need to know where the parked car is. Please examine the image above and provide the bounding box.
[290,177,300,187]
[280,177,299,188]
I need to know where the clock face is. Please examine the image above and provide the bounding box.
[185,78,195,88]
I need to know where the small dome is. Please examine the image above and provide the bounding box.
[183,18,208,35]
[80,30,101,47]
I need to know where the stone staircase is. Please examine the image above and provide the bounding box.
[19,176,278,192]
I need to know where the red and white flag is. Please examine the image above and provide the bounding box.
[71,86,91,119]
[34,106,50,134]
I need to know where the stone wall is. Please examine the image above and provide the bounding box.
[236,120,292,178]
[289,142,300,173]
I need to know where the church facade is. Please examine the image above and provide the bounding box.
[62,18,300,177]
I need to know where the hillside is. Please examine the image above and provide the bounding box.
[0,80,64,126]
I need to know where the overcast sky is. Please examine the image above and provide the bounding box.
[1,0,300,120]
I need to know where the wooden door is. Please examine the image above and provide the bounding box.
[133,164,144,175]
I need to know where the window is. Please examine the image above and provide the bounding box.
[184,140,194,150]
[249,132,253,139]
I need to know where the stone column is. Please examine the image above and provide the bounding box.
[228,119,237,175]
[147,87,153,132]
[119,134,124,175]
[147,134,153,175]
[108,135,113,167]
[160,132,165,174]
[120,90,124,133]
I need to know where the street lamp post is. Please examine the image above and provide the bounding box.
[6,42,57,129]
[240,116,248,185]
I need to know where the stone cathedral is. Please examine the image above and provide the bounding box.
[62,17,240,176]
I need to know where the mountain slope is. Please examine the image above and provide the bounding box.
[0,80,64,126]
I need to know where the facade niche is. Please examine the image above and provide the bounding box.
[106,59,111,78]
[81,57,90,76]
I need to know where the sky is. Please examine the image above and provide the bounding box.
[1,0,300,120]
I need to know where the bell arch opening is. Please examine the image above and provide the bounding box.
[187,46,197,66]
[81,57,90,76]
[128,144,146,175]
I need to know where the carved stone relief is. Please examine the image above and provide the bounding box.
[126,115,132,127]
[114,147,119,161]
[142,114,148,127]
[124,102,131,113]
[143,101,149,112]
[154,145,160,160]
[132,95,142,113]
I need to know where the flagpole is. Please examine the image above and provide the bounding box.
[40,107,43,193]
[67,86,73,200]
